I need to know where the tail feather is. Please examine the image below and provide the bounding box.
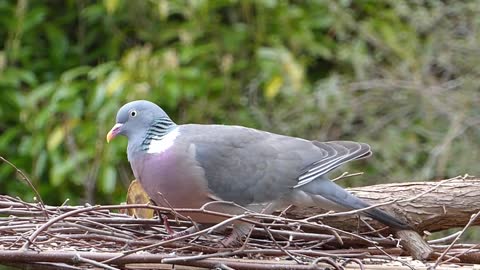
[300,178,411,230]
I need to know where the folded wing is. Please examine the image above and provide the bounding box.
[295,141,371,188]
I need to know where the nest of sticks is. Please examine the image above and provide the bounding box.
[0,193,478,270]
[0,157,479,269]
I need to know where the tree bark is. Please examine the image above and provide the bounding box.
[286,178,480,233]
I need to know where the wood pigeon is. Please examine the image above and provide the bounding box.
[107,100,409,241]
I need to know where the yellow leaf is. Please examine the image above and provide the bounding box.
[157,0,169,20]
[0,51,6,71]
[103,0,120,14]
[47,127,65,151]
[126,179,154,219]
[105,71,128,96]
[264,76,283,100]
[281,52,304,92]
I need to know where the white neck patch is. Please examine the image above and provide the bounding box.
[146,127,180,154]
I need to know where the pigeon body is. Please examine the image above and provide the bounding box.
[107,100,409,230]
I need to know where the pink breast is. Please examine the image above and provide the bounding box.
[133,149,211,209]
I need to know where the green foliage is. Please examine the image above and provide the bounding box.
[0,0,479,206]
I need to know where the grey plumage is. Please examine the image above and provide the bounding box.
[107,100,409,231]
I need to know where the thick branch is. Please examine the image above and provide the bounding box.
[286,178,480,233]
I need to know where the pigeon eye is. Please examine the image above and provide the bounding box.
[130,110,137,117]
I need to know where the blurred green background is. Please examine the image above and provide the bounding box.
[0,0,479,208]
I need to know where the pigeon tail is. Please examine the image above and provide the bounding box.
[300,178,411,230]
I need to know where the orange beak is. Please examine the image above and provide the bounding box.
[106,123,123,143]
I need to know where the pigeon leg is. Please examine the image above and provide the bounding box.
[163,222,208,240]
[163,226,196,240]
[219,222,254,247]
[160,214,175,235]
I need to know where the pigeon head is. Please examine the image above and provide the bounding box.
[106,100,170,143]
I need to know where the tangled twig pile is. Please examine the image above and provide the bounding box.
[0,193,479,270]
[1,157,479,269]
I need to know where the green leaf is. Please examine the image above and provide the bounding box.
[27,82,56,107]
[88,62,116,80]
[0,128,19,149]
[60,66,91,83]
[33,150,47,178]
[101,166,117,194]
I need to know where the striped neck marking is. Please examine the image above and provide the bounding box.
[142,118,178,153]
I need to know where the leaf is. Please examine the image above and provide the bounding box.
[47,127,65,151]
[105,70,128,96]
[103,0,120,14]
[101,165,117,194]
[0,127,19,149]
[126,179,154,218]
[264,76,283,100]
[88,62,116,79]
[23,7,47,32]
[49,153,64,187]
[157,0,169,20]
[33,150,47,178]
[45,23,68,63]
[60,66,91,83]
[27,82,56,107]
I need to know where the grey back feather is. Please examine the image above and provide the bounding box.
[184,125,371,205]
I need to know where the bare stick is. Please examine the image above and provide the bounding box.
[22,205,101,250]
[0,156,48,218]
[432,210,480,268]
[73,254,120,270]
